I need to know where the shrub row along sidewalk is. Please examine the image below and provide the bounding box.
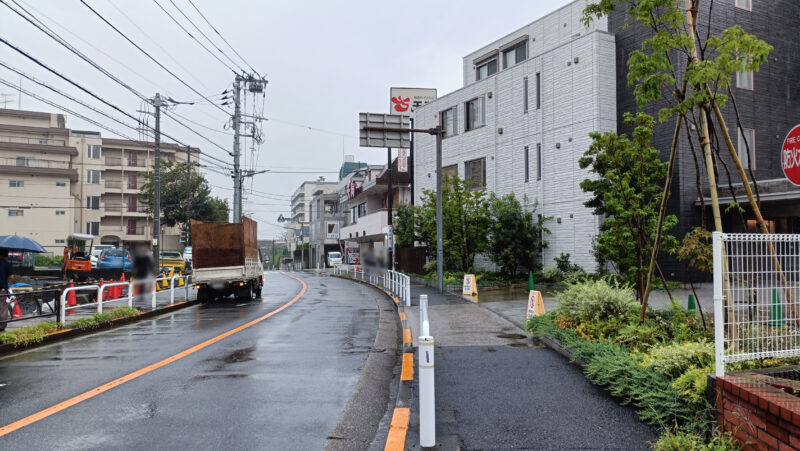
[527,278,799,450]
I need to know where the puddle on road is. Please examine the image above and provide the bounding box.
[458,286,561,303]
[496,333,527,340]
[224,346,255,364]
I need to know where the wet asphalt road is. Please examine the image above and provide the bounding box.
[0,272,382,450]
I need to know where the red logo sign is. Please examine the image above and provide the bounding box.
[391,96,410,113]
[782,124,800,186]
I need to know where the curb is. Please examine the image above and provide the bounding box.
[0,300,199,358]
[332,274,412,451]
[531,333,588,369]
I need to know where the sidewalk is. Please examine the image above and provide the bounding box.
[403,284,656,450]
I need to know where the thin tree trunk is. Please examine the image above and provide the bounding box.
[640,118,683,322]
[655,261,674,302]
[687,271,707,330]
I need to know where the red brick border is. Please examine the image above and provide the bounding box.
[717,373,800,450]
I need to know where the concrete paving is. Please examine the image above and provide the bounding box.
[404,284,657,450]
[0,272,392,450]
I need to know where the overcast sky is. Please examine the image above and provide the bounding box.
[0,0,574,239]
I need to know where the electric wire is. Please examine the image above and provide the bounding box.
[185,0,261,76]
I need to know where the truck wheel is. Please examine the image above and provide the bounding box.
[198,287,211,303]
[254,284,262,298]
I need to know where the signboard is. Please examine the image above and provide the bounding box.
[782,124,800,186]
[397,148,408,173]
[325,221,340,239]
[346,248,360,264]
[390,87,437,114]
[359,113,411,149]
[462,274,478,296]
[526,291,546,319]
[301,225,310,237]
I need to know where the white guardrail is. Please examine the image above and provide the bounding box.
[59,275,192,322]
[333,264,435,446]
[332,264,411,307]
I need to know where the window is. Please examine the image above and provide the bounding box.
[737,70,754,90]
[86,221,100,236]
[441,107,457,137]
[87,170,101,184]
[8,210,24,217]
[87,145,101,159]
[9,180,23,188]
[38,139,48,145]
[86,196,100,210]
[16,156,35,167]
[735,0,751,10]
[536,143,542,181]
[55,239,65,244]
[56,182,66,187]
[127,174,138,189]
[465,96,486,131]
[524,146,529,182]
[442,164,458,177]
[357,202,367,217]
[55,210,66,216]
[476,59,497,80]
[536,73,541,109]
[738,127,756,169]
[464,158,486,190]
[351,207,357,224]
[523,77,529,113]
[503,41,527,68]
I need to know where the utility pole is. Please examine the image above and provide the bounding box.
[435,129,443,293]
[230,74,267,223]
[232,78,242,222]
[185,145,192,245]
[152,93,162,274]
[387,147,394,270]
[409,118,415,206]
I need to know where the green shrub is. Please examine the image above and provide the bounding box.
[69,307,140,329]
[614,323,667,352]
[34,254,63,267]
[555,278,638,323]
[554,252,582,274]
[642,340,714,378]
[672,367,711,406]
[540,265,562,282]
[0,321,61,345]
[652,430,739,451]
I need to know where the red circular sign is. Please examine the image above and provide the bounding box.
[782,125,800,186]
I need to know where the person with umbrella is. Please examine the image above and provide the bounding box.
[0,249,14,331]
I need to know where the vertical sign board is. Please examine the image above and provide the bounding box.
[325,221,340,240]
[462,274,478,296]
[526,291,546,319]
[390,87,437,115]
[782,124,800,186]
[397,148,408,172]
[346,247,360,265]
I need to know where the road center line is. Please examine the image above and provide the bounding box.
[0,273,307,438]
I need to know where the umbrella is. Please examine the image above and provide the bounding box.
[0,235,47,253]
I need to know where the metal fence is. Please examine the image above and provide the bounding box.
[714,232,800,376]
[332,265,411,306]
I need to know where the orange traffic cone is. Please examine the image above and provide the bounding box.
[99,278,104,302]
[67,283,77,306]
[11,299,21,317]
[119,273,127,298]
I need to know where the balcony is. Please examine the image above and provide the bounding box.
[105,157,122,167]
[105,179,122,189]
[0,135,67,146]
[0,157,77,181]
[341,209,390,240]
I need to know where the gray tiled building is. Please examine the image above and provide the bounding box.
[414,0,800,276]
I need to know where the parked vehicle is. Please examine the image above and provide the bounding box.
[97,248,133,271]
[90,245,114,268]
[183,246,192,263]
[62,233,94,281]
[159,251,185,272]
[191,217,263,302]
[327,251,343,267]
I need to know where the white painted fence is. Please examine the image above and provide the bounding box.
[333,265,411,306]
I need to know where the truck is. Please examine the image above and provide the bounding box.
[191,216,263,302]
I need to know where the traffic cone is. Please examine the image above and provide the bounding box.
[178,272,185,287]
[770,288,785,327]
[120,273,127,297]
[528,271,535,291]
[67,283,77,306]
[687,294,697,316]
[99,278,104,302]
[11,299,21,317]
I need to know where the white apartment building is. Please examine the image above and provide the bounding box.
[287,178,339,262]
[413,1,616,270]
[0,108,197,255]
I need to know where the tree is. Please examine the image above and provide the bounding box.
[583,0,775,321]
[579,112,678,302]
[415,174,490,272]
[139,160,229,237]
[394,204,416,249]
[487,194,551,278]
[672,227,711,329]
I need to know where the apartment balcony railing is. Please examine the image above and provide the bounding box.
[126,227,145,236]
[105,157,122,167]
[105,180,122,189]
[104,204,122,213]
[0,135,67,146]
[127,204,148,213]
[127,158,145,168]
[0,157,70,169]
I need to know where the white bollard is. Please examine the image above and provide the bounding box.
[420,294,429,336]
[419,335,436,447]
[405,276,411,307]
[152,280,157,309]
[128,281,133,308]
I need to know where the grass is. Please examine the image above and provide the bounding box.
[68,306,141,330]
[0,321,61,346]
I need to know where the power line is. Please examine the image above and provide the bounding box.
[167,109,233,136]
[79,0,230,117]
[151,0,240,74]
[185,0,261,76]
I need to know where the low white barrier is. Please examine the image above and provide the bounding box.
[333,264,411,306]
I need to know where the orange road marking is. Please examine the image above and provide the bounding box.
[403,328,412,344]
[384,407,410,451]
[0,273,307,438]
[398,312,407,321]
[400,353,413,381]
